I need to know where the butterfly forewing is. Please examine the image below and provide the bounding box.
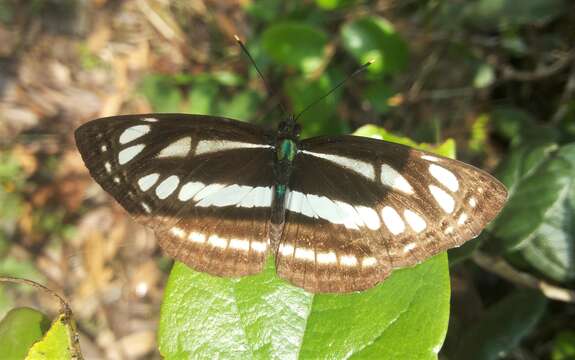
[75,114,276,276]
[275,135,507,292]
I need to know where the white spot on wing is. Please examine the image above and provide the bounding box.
[189,232,206,244]
[195,139,271,155]
[429,164,459,192]
[421,155,440,162]
[381,164,414,194]
[362,257,377,267]
[356,206,381,230]
[469,197,477,208]
[156,175,180,199]
[317,251,337,265]
[101,145,107,152]
[403,209,427,233]
[193,184,225,201]
[141,202,151,213]
[302,150,375,180]
[178,182,205,201]
[169,227,186,238]
[157,137,192,158]
[340,254,358,267]
[279,243,295,257]
[294,247,315,262]
[307,195,343,225]
[403,243,416,253]
[208,234,228,249]
[142,117,158,122]
[251,241,267,253]
[429,185,455,213]
[287,191,316,218]
[196,184,254,207]
[334,201,361,230]
[118,144,145,165]
[104,161,112,173]
[138,173,160,192]
[119,125,150,144]
[238,186,272,208]
[229,238,250,251]
[381,206,405,235]
[458,212,468,225]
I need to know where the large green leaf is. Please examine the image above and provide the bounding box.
[159,128,454,359]
[489,143,575,281]
[261,22,328,74]
[159,255,448,359]
[0,307,50,359]
[340,16,408,75]
[453,289,546,360]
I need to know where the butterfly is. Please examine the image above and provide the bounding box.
[75,110,507,293]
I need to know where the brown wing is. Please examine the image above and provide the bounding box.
[275,135,507,293]
[75,113,275,277]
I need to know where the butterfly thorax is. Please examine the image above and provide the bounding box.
[270,116,301,242]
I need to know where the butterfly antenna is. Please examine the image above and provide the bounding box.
[234,35,289,117]
[294,60,374,122]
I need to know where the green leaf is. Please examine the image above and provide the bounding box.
[490,106,559,146]
[552,331,575,360]
[340,16,408,75]
[160,255,449,359]
[464,0,567,30]
[0,307,51,359]
[215,90,260,121]
[284,71,347,138]
[25,313,77,360]
[159,128,454,359]
[315,0,356,10]
[184,80,218,115]
[139,75,182,113]
[363,82,396,114]
[261,22,328,74]
[489,143,575,281]
[473,64,495,89]
[453,289,546,360]
[354,125,456,159]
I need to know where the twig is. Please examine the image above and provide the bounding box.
[472,251,575,303]
[551,58,575,124]
[499,51,575,81]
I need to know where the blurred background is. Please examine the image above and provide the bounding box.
[0,0,574,359]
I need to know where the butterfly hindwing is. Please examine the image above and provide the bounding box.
[75,114,276,276]
[275,135,507,292]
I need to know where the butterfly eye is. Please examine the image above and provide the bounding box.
[293,124,301,136]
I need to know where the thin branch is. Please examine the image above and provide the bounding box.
[551,58,575,124]
[472,251,575,303]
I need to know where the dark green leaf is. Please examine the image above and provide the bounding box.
[0,307,51,359]
[315,0,356,10]
[491,106,559,146]
[340,16,408,75]
[284,71,346,138]
[489,143,575,281]
[464,0,567,30]
[552,331,575,360]
[363,82,395,114]
[261,22,328,74]
[454,289,547,360]
[215,90,260,121]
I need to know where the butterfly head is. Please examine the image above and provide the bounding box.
[277,115,301,140]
